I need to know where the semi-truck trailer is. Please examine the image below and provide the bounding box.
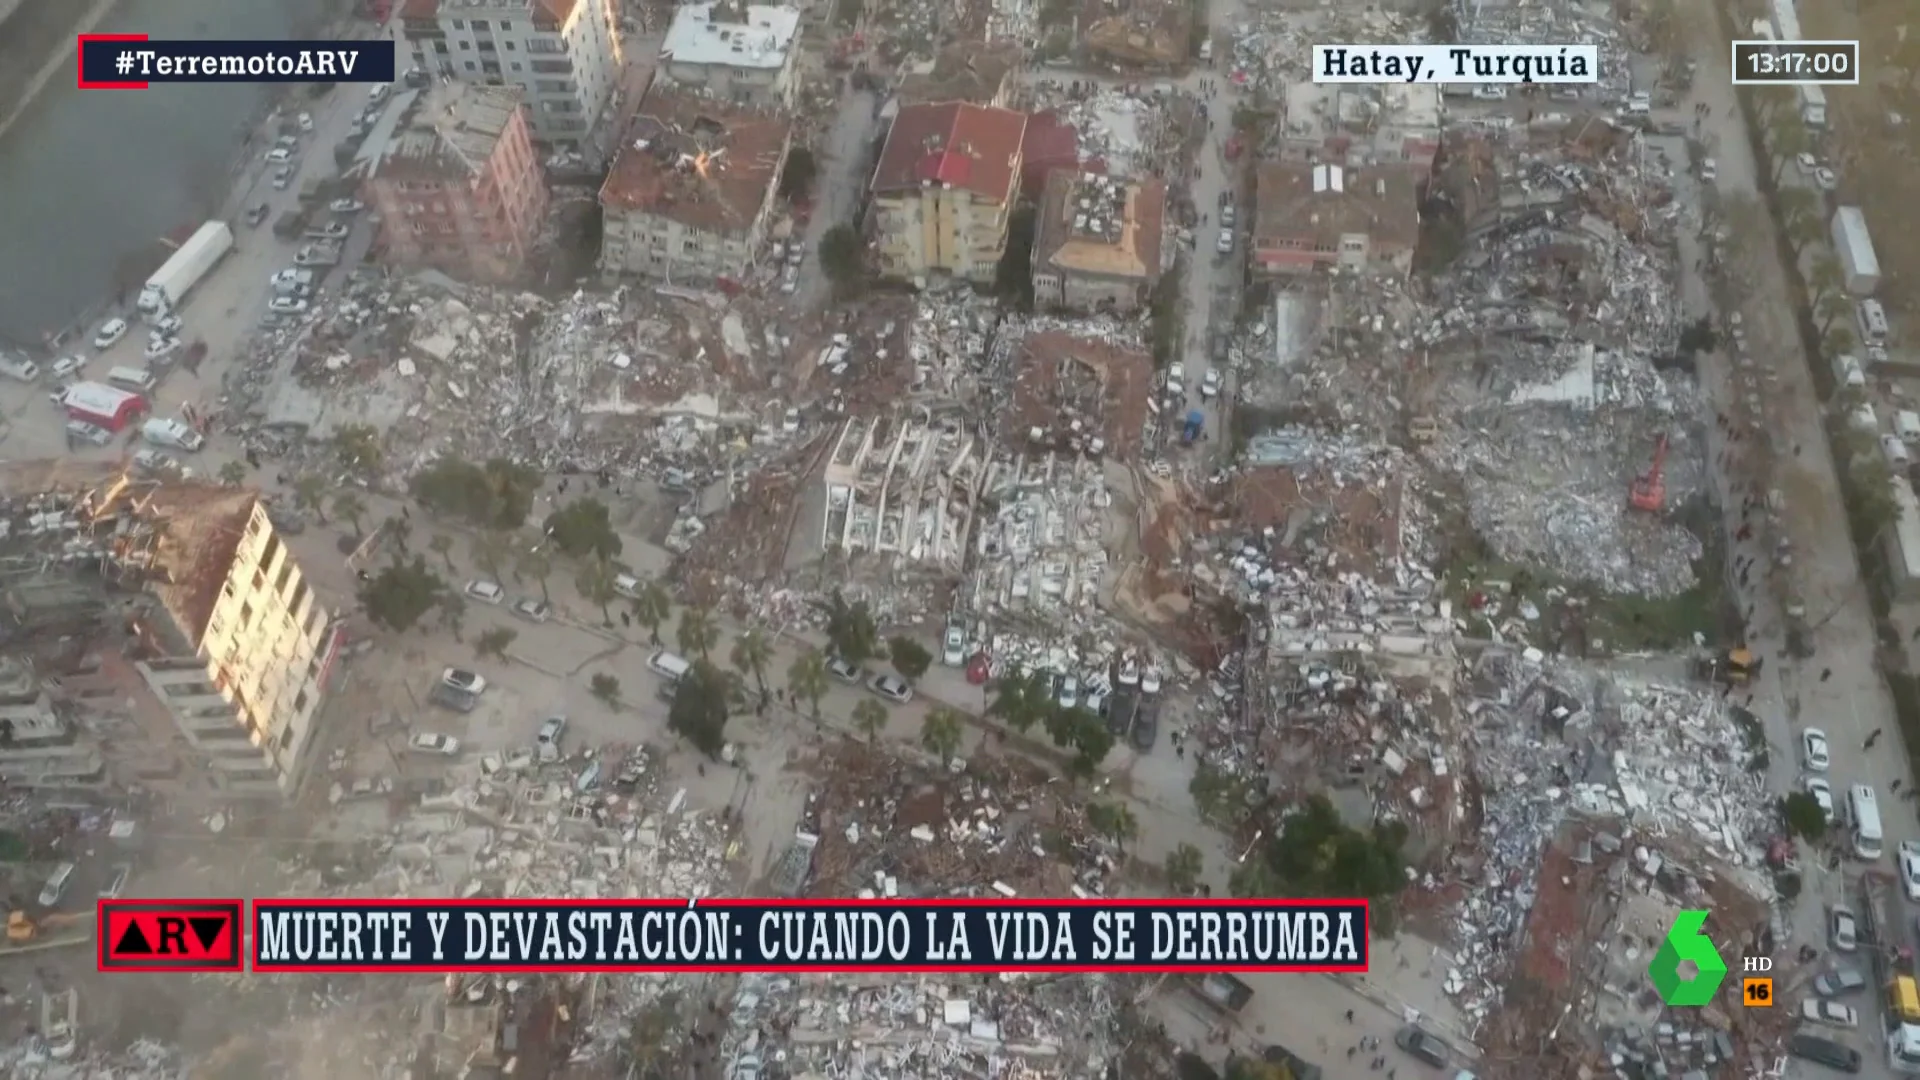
[137,221,235,316]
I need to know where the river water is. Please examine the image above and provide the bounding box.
[0,0,334,346]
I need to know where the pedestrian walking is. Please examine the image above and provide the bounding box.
[1821,668,1832,682]
[1347,1048,1357,1059]
[1345,1010,1355,1023]
[1866,728,1884,750]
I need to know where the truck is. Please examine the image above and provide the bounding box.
[141,418,204,453]
[1831,206,1881,296]
[61,382,145,432]
[137,221,234,316]
[1798,84,1827,128]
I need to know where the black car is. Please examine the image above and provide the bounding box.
[1106,690,1137,738]
[1393,1027,1450,1068]
[1789,1033,1862,1073]
[429,683,477,713]
[1130,699,1159,751]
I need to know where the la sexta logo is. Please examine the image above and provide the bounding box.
[97,900,243,972]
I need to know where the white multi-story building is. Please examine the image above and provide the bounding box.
[134,490,342,797]
[400,0,624,156]
[658,1,802,109]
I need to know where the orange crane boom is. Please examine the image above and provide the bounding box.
[1629,434,1669,512]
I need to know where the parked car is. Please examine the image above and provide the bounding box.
[408,733,462,756]
[1814,167,1838,191]
[92,319,128,349]
[307,222,350,240]
[272,165,295,189]
[65,421,112,447]
[512,598,551,623]
[266,147,295,164]
[1802,728,1830,771]
[1900,841,1920,902]
[1392,1027,1450,1068]
[1215,229,1234,254]
[827,656,863,684]
[429,683,478,713]
[328,198,365,214]
[1788,1032,1862,1073]
[1801,998,1859,1028]
[942,623,968,666]
[868,673,913,704]
[296,111,314,132]
[464,579,505,604]
[132,449,181,476]
[268,297,310,315]
[536,715,567,763]
[1057,674,1080,710]
[99,863,132,900]
[149,313,184,336]
[1140,668,1163,695]
[49,356,83,380]
[1814,966,1867,997]
[145,336,180,361]
[1830,904,1859,952]
[1806,776,1835,822]
[245,202,272,227]
[1131,700,1159,751]
[441,667,487,695]
[1201,369,1222,399]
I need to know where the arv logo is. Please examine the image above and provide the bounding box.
[1649,910,1727,1006]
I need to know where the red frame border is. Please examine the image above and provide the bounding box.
[97,897,246,973]
[78,34,150,90]
[252,897,1371,973]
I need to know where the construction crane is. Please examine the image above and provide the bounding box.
[1629,434,1669,513]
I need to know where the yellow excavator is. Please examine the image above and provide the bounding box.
[1695,646,1755,687]
[8,911,90,944]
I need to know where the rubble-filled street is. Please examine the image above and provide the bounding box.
[5,0,1920,1071]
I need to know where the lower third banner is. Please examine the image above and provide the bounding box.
[252,898,1369,973]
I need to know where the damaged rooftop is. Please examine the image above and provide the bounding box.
[374,82,527,182]
[1033,171,1166,283]
[599,88,791,233]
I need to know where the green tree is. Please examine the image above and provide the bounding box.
[476,626,517,662]
[677,606,720,661]
[1808,254,1844,302]
[1233,795,1407,914]
[576,556,618,625]
[333,492,367,536]
[1189,762,1236,822]
[360,556,444,632]
[630,578,672,644]
[788,651,829,720]
[412,457,543,529]
[1850,454,1901,545]
[668,661,731,758]
[1768,115,1809,184]
[429,533,456,572]
[1225,1057,1294,1080]
[852,698,889,743]
[590,672,623,710]
[730,628,774,707]
[544,498,622,561]
[1086,802,1138,852]
[473,529,512,583]
[437,591,467,641]
[815,590,881,667]
[1825,324,1857,361]
[921,706,965,763]
[333,423,383,477]
[1818,290,1853,335]
[385,515,413,555]
[1780,791,1828,842]
[888,635,932,682]
[218,460,248,486]
[987,670,1051,734]
[1785,212,1821,256]
[293,474,329,522]
[819,224,864,298]
[1165,843,1205,894]
[517,546,553,603]
[1775,185,1816,234]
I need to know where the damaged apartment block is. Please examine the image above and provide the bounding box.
[1030,172,1167,313]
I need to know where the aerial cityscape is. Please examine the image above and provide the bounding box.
[0,0,1912,1074]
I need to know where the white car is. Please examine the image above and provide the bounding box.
[1830,904,1859,952]
[512,597,551,623]
[1472,85,1509,100]
[1814,167,1838,191]
[1140,668,1163,695]
[1797,152,1818,174]
[826,656,863,684]
[407,732,462,756]
[867,673,914,704]
[1801,998,1858,1028]
[1057,674,1080,710]
[464,579,505,604]
[268,297,310,315]
[92,319,128,350]
[441,667,487,695]
[149,313,183,336]
[270,268,314,288]
[1166,362,1185,398]
[297,111,314,132]
[536,715,567,762]
[1215,229,1234,254]
[1802,728,1830,772]
[266,147,295,164]
[272,165,295,189]
[145,336,180,361]
[328,198,365,214]
[1899,841,1920,902]
[1805,776,1835,822]
[310,222,350,240]
[1200,369,1222,399]
[1116,659,1140,689]
[50,356,83,380]
[942,624,968,667]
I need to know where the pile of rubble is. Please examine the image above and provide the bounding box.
[0,1037,180,1080]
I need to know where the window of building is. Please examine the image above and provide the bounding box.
[471,18,488,29]
[261,533,281,571]
[291,579,309,620]
[279,725,294,749]
[450,18,463,28]
[252,567,267,592]
[510,61,522,71]
[307,604,325,637]
[465,60,477,70]
[240,602,255,629]
[459,40,471,49]
[274,560,294,595]
[505,40,516,50]
[294,690,310,714]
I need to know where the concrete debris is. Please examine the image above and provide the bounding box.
[0,1037,181,1079]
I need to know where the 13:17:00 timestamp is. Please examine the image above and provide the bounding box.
[1731,40,1860,84]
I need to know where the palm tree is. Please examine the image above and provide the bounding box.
[1775,187,1816,234]
[1769,116,1809,182]
[518,546,553,602]
[787,651,829,720]
[851,699,888,743]
[1785,212,1822,256]
[1164,843,1205,895]
[1808,255,1844,302]
[1817,291,1852,335]
[474,530,512,584]
[217,460,248,487]
[1087,802,1139,852]
[730,628,774,707]
[677,606,719,661]
[293,475,329,522]
[921,707,964,764]
[576,556,618,625]
[987,671,1049,733]
[332,492,366,536]
[631,578,672,645]
[429,533,456,572]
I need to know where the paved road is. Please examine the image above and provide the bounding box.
[796,87,878,310]
[0,0,332,346]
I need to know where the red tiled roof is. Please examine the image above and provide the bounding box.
[599,89,791,234]
[871,102,1027,204]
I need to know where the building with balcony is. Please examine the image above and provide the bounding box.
[0,659,105,791]
[1279,83,1443,171]
[364,83,550,283]
[133,489,341,798]
[868,102,1028,284]
[598,89,792,282]
[658,1,802,109]
[400,0,624,156]
[1030,171,1165,312]
[1251,161,1424,278]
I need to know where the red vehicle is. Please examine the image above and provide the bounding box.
[62,382,146,432]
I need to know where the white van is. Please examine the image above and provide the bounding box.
[1850,784,1884,860]
[106,366,158,393]
[647,649,691,683]
[613,573,643,599]
[142,418,204,452]
[1885,435,1912,470]
[37,862,75,907]
[1857,300,1890,343]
